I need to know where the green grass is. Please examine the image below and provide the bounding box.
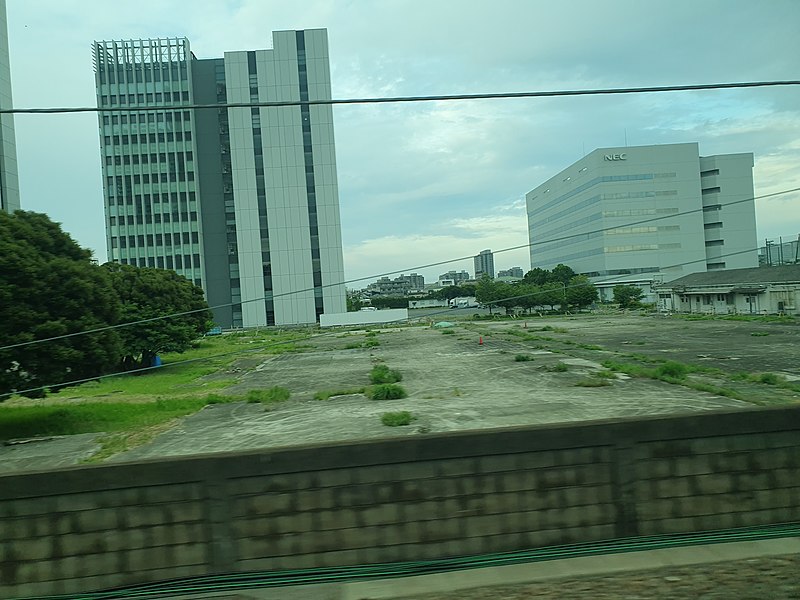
[549,362,569,372]
[381,411,415,427]
[0,397,218,442]
[593,370,617,379]
[245,387,291,404]
[366,384,408,400]
[440,329,455,335]
[514,354,535,362]
[370,364,403,384]
[655,361,690,380]
[575,378,612,387]
[313,387,366,401]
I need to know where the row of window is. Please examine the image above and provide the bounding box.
[102,111,191,126]
[98,64,188,85]
[606,243,681,253]
[102,131,193,145]
[534,173,677,213]
[110,212,198,225]
[99,91,190,106]
[111,232,199,248]
[107,172,194,185]
[606,225,680,235]
[108,191,196,206]
[105,151,193,166]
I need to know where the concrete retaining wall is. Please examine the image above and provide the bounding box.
[319,308,408,327]
[1,406,799,598]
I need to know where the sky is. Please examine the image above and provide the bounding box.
[5,0,800,286]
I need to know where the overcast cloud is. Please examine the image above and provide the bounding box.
[6,0,800,285]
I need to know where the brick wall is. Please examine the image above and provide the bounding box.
[1,406,798,598]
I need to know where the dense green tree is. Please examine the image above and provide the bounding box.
[368,296,409,309]
[613,284,645,309]
[0,211,122,399]
[475,275,502,315]
[565,275,599,309]
[550,264,577,285]
[104,263,213,369]
[523,267,550,286]
[430,284,477,301]
[346,291,363,312]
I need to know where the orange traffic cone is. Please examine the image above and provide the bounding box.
[478,336,483,345]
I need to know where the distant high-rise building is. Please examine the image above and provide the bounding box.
[0,0,20,213]
[474,249,494,279]
[526,143,758,282]
[438,270,470,284]
[497,266,524,279]
[93,30,346,328]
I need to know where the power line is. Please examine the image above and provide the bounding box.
[0,242,787,401]
[1,185,796,353]
[1,81,799,115]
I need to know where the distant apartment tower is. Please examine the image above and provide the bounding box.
[93,30,346,327]
[0,0,20,213]
[497,266,524,279]
[525,143,758,282]
[438,270,470,284]
[474,249,494,279]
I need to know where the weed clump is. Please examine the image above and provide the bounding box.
[245,387,291,404]
[514,354,534,362]
[656,361,690,380]
[381,411,415,426]
[575,378,612,387]
[549,362,569,372]
[370,364,402,384]
[367,384,407,400]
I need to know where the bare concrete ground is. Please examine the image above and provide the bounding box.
[113,319,756,463]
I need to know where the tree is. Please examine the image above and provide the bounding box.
[0,211,122,399]
[613,284,645,309]
[346,291,363,312]
[565,275,599,310]
[523,267,550,286]
[475,275,502,315]
[104,263,213,369]
[550,264,576,285]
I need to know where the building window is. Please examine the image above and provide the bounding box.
[702,187,721,194]
[700,169,719,176]
[704,222,723,230]
[705,239,724,246]
[707,262,726,270]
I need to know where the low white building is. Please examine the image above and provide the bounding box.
[654,265,800,315]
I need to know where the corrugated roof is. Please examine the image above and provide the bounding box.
[661,264,800,288]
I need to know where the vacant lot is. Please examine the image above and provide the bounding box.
[1,314,798,471]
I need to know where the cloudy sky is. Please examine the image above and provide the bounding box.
[5,0,800,285]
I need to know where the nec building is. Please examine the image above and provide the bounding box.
[93,30,346,328]
[525,143,758,283]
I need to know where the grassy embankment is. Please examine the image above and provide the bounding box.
[0,329,309,459]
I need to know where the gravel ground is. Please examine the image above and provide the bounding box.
[399,555,800,600]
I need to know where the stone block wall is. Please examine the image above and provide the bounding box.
[1,405,798,598]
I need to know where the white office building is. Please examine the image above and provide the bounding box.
[0,0,20,213]
[94,29,346,327]
[525,143,758,297]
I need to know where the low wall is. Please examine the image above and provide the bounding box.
[1,406,799,598]
[319,308,408,327]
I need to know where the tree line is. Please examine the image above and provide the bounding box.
[0,211,213,399]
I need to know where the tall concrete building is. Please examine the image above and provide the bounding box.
[526,143,758,287]
[93,30,346,328]
[474,249,494,279]
[0,0,20,213]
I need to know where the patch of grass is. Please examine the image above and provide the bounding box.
[514,354,535,362]
[576,343,603,350]
[203,393,234,404]
[313,387,366,401]
[370,364,403,384]
[440,329,455,335]
[366,384,407,400]
[548,362,569,372]
[363,338,381,347]
[0,398,210,442]
[245,387,291,404]
[365,331,378,338]
[575,378,612,387]
[452,388,462,397]
[593,370,617,379]
[750,331,770,337]
[684,381,744,400]
[656,361,690,380]
[381,411,415,427]
[539,326,569,333]
[758,372,784,385]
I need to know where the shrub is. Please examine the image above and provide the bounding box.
[656,361,689,380]
[759,372,783,385]
[514,354,534,362]
[367,384,407,400]
[550,362,569,372]
[381,411,415,426]
[204,393,233,405]
[370,364,402,384]
[363,338,381,347]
